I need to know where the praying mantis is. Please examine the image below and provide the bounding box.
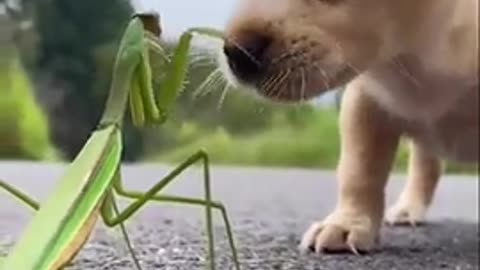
[0,12,240,270]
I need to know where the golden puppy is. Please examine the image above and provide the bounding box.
[220,0,479,253]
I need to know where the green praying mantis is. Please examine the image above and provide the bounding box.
[0,12,241,270]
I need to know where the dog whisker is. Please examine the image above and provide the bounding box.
[192,68,223,98]
[265,70,283,97]
[271,69,292,99]
[276,71,293,100]
[260,76,274,95]
[189,52,216,67]
[217,83,231,110]
[271,51,293,65]
[300,67,307,102]
[288,73,296,100]
[313,64,331,89]
[263,71,283,96]
[225,37,262,67]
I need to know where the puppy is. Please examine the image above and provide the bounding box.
[219,0,479,253]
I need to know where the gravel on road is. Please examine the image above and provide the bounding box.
[0,162,478,270]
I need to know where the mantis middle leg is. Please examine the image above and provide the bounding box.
[100,150,241,270]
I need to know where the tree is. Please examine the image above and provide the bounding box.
[0,3,53,160]
[31,0,138,160]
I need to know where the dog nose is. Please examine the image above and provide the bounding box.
[223,32,272,83]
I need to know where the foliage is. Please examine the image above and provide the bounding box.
[0,56,55,160]
[154,107,341,168]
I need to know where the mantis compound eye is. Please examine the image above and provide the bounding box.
[134,11,162,37]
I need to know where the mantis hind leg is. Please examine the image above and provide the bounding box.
[101,150,240,270]
[0,180,40,210]
[101,192,144,270]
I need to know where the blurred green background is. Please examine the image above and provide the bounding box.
[0,0,476,174]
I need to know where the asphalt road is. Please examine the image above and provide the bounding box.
[0,162,478,270]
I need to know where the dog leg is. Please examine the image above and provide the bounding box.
[386,140,442,226]
[300,81,401,254]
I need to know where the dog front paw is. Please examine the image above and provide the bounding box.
[299,211,380,254]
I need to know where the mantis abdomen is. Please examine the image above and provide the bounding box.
[52,208,101,270]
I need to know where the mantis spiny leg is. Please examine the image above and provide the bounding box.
[0,180,40,210]
[99,150,240,270]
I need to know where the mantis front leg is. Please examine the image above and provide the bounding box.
[100,150,241,270]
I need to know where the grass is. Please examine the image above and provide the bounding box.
[0,56,57,160]
[153,108,477,175]
[152,108,339,168]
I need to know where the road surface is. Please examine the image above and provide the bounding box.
[0,162,478,270]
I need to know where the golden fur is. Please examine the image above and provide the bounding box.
[221,0,479,253]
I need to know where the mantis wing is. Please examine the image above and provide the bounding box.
[1,126,122,270]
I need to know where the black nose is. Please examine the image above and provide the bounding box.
[223,33,272,83]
